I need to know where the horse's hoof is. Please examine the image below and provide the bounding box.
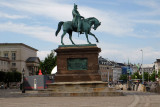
[72,43,76,45]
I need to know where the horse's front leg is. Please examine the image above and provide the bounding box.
[89,32,99,43]
[85,32,91,44]
[61,31,66,45]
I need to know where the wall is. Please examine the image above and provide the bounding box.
[24,75,54,90]
[0,59,9,72]
[113,67,122,83]
[99,64,113,82]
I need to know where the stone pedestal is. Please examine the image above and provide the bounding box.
[54,44,101,82]
[41,44,123,96]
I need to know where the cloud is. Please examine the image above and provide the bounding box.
[0,0,159,64]
[0,0,72,21]
[131,19,160,25]
[99,44,160,64]
[1,0,159,39]
[0,22,60,43]
[0,12,29,19]
[37,50,51,60]
[134,0,160,9]
[0,0,135,37]
[0,22,88,45]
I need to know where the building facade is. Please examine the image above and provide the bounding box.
[98,57,113,82]
[140,64,154,75]
[154,59,160,74]
[0,57,10,72]
[113,67,122,83]
[0,43,40,76]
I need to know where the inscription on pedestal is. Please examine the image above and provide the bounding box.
[67,58,87,70]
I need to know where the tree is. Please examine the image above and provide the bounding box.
[119,74,128,82]
[150,71,156,82]
[131,72,142,79]
[39,51,57,74]
[158,70,160,79]
[0,71,5,82]
[144,72,149,81]
[5,72,14,82]
[13,71,21,82]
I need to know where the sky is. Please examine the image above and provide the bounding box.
[0,0,160,64]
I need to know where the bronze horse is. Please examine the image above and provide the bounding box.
[55,17,101,45]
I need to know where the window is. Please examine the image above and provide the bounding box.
[12,69,16,72]
[4,53,8,58]
[12,63,16,67]
[12,52,16,60]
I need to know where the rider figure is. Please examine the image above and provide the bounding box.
[72,4,84,33]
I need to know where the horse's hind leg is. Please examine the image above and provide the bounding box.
[69,32,75,45]
[61,31,66,45]
[89,32,99,43]
[85,32,91,44]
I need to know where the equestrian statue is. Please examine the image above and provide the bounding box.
[55,4,101,45]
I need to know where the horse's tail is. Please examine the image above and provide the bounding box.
[55,21,64,36]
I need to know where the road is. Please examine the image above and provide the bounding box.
[0,89,160,107]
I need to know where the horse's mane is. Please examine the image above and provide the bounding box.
[86,17,96,21]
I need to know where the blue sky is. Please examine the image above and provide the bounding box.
[0,0,160,64]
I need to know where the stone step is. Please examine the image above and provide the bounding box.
[39,87,116,93]
[47,81,108,88]
[29,91,123,97]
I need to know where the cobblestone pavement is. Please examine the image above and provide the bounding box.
[0,89,160,107]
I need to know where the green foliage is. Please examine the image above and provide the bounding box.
[0,71,6,82]
[5,72,14,82]
[13,71,21,82]
[131,72,142,79]
[0,71,21,82]
[144,72,149,81]
[39,51,57,74]
[119,74,128,82]
[158,70,160,79]
[150,71,156,82]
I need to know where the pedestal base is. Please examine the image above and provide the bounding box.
[38,81,123,96]
[54,74,101,82]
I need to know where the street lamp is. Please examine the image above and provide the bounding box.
[22,68,25,93]
[140,49,144,84]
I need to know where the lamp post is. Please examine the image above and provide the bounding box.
[22,68,25,93]
[140,49,144,84]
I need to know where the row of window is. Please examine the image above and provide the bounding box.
[0,61,9,66]
[143,68,153,71]
[0,61,16,67]
[139,71,153,74]
[0,69,9,72]
[100,66,110,70]
[0,52,16,60]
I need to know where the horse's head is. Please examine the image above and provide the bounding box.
[86,17,101,30]
[93,18,101,30]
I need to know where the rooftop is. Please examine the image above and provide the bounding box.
[26,57,40,63]
[0,43,38,51]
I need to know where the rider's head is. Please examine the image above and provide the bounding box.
[74,3,78,9]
